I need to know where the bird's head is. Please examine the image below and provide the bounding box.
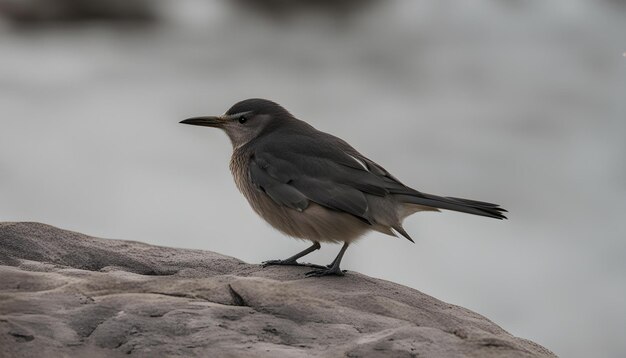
[180,98,293,148]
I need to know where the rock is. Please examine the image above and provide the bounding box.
[0,222,556,357]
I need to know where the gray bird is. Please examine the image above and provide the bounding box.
[181,99,506,277]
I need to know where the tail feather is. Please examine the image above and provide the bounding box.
[391,225,415,243]
[396,193,508,220]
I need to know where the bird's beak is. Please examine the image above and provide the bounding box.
[179,116,227,128]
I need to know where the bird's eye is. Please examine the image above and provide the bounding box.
[238,116,247,124]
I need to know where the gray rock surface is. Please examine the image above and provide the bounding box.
[0,222,556,357]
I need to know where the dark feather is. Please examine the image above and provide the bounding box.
[392,225,415,243]
[395,193,507,219]
[249,157,309,211]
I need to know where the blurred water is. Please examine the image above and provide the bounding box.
[1,1,625,356]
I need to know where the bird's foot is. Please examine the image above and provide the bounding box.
[262,259,326,270]
[305,266,347,277]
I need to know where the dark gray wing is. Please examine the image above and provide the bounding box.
[247,131,416,223]
[249,151,372,223]
[248,157,309,212]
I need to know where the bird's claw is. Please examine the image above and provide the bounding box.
[262,260,326,269]
[304,268,347,277]
[261,259,289,268]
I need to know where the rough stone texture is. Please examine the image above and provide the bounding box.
[0,222,556,358]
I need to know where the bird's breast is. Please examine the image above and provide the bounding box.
[229,149,253,198]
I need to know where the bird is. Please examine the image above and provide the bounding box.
[180,98,507,277]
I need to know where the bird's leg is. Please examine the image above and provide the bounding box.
[262,241,326,269]
[305,242,349,277]
[326,255,338,268]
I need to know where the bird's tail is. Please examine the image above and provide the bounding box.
[395,192,507,220]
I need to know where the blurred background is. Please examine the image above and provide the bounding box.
[1,0,625,356]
